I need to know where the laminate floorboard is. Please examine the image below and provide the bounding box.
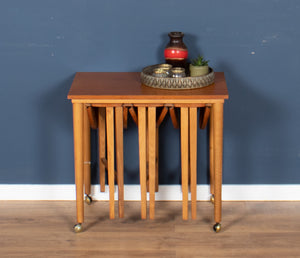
[0,201,299,257]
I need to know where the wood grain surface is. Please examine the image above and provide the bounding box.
[67,72,228,100]
[0,201,299,257]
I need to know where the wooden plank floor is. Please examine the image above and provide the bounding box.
[0,201,300,257]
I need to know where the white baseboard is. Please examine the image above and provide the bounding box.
[0,184,299,201]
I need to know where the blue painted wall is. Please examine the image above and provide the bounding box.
[0,0,299,184]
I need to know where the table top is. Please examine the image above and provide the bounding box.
[68,72,228,102]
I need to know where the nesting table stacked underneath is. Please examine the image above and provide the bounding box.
[67,72,229,233]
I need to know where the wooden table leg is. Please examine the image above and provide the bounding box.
[148,107,156,220]
[213,102,224,231]
[189,107,197,220]
[170,106,179,129]
[155,126,159,192]
[123,107,128,129]
[200,106,211,129]
[83,106,91,200]
[72,103,84,229]
[180,107,189,220]
[138,107,147,219]
[98,108,106,192]
[146,113,149,193]
[209,105,215,202]
[86,106,98,130]
[129,106,138,126]
[106,107,115,219]
[115,106,124,218]
[155,106,167,192]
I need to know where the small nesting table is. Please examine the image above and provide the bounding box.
[67,72,228,233]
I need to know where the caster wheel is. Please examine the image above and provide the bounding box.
[210,194,215,204]
[213,223,221,233]
[73,223,83,233]
[85,195,92,205]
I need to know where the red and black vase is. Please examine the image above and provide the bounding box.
[164,32,188,68]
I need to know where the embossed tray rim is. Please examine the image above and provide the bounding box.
[141,64,215,90]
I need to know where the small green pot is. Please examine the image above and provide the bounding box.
[189,64,209,77]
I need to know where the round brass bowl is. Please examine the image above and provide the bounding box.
[141,64,214,90]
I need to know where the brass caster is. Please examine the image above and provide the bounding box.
[73,223,83,233]
[213,223,221,233]
[210,194,215,204]
[85,195,92,205]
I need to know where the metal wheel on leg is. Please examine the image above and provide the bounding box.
[213,223,221,233]
[85,195,92,205]
[73,223,83,233]
[210,194,215,204]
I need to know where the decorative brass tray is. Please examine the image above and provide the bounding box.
[141,64,215,90]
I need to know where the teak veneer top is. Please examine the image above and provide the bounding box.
[67,72,228,101]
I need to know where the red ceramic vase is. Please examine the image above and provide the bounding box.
[164,32,188,68]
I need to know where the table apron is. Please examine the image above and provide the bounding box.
[72,99,225,105]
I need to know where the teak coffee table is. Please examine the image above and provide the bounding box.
[68,72,229,233]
